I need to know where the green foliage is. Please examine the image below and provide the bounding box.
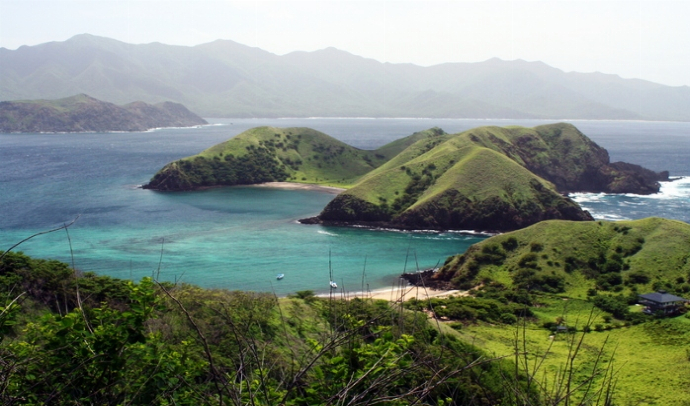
[292,289,315,300]
[437,217,690,298]
[406,295,532,324]
[0,253,534,405]
[321,122,665,231]
[3,278,204,405]
[501,236,519,251]
[146,126,401,190]
[513,269,566,293]
[592,294,632,320]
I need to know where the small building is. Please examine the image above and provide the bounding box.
[638,290,689,316]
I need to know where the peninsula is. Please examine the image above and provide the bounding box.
[0,94,207,133]
[144,123,667,232]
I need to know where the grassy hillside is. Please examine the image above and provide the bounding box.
[434,217,690,298]
[146,123,665,232]
[398,217,690,404]
[451,297,690,406]
[144,126,442,191]
[316,123,667,231]
[319,123,603,231]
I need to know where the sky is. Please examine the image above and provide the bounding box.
[1,0,689,87]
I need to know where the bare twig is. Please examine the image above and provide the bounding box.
[0,215,80,261]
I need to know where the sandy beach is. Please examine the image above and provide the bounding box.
[254,182,345,194]
[319,285,467,302]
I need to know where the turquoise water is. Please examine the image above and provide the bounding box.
[2,118,690,294]
[8,186,482,294]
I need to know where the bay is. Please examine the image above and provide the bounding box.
[1,118,689,294]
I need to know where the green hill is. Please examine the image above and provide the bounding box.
[0,94,207,132]
[315,122,667,231]
[144,126,441,191]
[146,123,666,232]
[432,217,690,298]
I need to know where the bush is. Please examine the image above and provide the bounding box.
[592,295,629,319]
[501,237,519,251]
[597,273,623,289]
[449,322,463,331]
[627,271,650,284]
[500,313,518,325]
[293,290,315,300]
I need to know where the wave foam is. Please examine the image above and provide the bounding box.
[571,176,690,204]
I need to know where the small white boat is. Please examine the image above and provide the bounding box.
[329,280,337,289]
[276,274,284,280]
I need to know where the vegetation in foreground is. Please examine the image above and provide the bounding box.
[403,216,690,405]
[437,294,690,406]
[0,250,543,405]
[5,215,690,404]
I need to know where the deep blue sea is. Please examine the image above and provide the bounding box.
[1,118,689,294]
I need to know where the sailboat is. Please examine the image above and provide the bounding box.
[328,249,337,289]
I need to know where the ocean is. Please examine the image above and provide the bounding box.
[1,118,689,294]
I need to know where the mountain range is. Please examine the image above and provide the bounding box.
[2,34,690,120]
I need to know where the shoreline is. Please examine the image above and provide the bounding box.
[253,182,346,194]
[317,285,467,301]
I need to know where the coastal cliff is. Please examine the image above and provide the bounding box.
[0,94,207,133]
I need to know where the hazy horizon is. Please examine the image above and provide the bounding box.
[1,0,689,87]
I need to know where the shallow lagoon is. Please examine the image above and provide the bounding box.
[1,118,689,294]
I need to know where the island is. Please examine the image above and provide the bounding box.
[144,123,668,232]
[0,94,207,133]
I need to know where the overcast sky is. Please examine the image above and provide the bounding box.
[1,0,688,87]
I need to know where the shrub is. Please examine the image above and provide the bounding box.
[627,271,650,284]
[501,237,519,251]
[593,295,629,319]
[500,313,518,325]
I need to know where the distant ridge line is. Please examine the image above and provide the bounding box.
[1,34,689,121]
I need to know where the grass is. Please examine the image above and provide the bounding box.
[440,217,690,298]
[345,123,594,208]
[327,123,593,229]
[451,298,690,405]
[150,126,443,190]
